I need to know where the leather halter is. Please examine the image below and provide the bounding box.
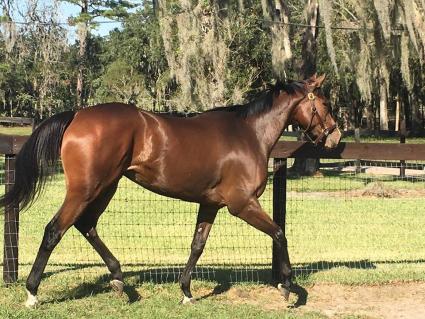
[301,91,337,146]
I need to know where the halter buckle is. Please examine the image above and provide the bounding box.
[307,93,315,101]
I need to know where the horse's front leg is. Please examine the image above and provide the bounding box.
[274,228,292,300]
[228,197,293,300]
[179,205,218,304]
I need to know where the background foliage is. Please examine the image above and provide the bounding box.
[0,0,424,130]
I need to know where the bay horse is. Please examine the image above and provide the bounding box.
[1,74,341,307]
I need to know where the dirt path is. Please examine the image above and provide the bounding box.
[220,282,425,318]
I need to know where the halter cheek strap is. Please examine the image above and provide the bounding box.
[301,91,337,146]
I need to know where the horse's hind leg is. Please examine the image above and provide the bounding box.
[25,192,92,308]
[228,198,293,301]
[74,182,124,295]
[179,205,218,304]
[79,228,124,295]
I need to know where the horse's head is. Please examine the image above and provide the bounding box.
[291,74,341,149]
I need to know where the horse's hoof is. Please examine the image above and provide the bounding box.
[181,296,195,305]
[25,289,38,309]
[277,283,290,301]
[110,279,124,296]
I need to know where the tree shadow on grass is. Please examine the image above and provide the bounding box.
[36,258,391,307]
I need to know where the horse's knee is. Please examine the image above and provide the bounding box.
[273,229,292,278]
[25,222,61,295]
[179,270,191,292]
[81,228,123,278]
[273,228,287,249]
[76,224,98,238]
[107,258,122,276]
[179,273,188,286]
[179,271,193,298]
[42,222,61,251]
[26,277,39,296]
[191,237,206,256]
[179,237,206,290]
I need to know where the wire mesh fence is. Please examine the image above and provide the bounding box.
[285,158,425,277]
[1,155,425,284]
[1,155,19,283]
[1,159,274,284]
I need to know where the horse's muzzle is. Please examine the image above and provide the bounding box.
[324,127,342,149]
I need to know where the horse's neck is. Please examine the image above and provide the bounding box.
[251,93,298,154]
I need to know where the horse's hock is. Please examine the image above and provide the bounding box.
[1,136,425,284]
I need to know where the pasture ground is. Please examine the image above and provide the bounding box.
[1,173,425,318]
[0,126,425,318]
[1,274,425,318]
[0,126,32,136]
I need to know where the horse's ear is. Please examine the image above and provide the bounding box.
[307,73,317,82]
[314,74,326,87]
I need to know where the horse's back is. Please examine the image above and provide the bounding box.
[71,102,140,127]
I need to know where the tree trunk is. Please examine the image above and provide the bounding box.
[395,93,400,131]
[365,103,374,130]
[410,93,421,133]
[76,0,88,109]
[261,0,292,79]
[301,0,319,77]
[292,0,321,176]
[276,0,291,62]
[152,0,157,13]
[379,75,389,130]
[238,0,245,11]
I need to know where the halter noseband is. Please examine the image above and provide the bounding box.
[301,91,337,146]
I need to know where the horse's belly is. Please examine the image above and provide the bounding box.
[124,167,223,206]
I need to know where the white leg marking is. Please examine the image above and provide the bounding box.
[277,283,290,300]
[25,289,38,308]
[110,279,124,296]
[182,296,194,305]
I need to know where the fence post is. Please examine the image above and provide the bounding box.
[272,158,287,282]
[3,154,19,284]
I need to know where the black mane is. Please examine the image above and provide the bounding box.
[208,81,305,118]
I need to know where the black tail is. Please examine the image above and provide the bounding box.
[0,111,75,211]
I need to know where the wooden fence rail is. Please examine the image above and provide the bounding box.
[3,135,425,283]
[0,117,34,127]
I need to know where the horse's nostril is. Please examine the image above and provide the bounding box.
[325,128,342,148]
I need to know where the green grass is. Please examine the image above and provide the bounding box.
[342,136,425,144]
[0,151,424,318]
[0,126,32,136]
[0,280,330,319]
[281,134,425,144]
[7,173,424,274]
[1,171,424,283]
[1,125,424,143]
